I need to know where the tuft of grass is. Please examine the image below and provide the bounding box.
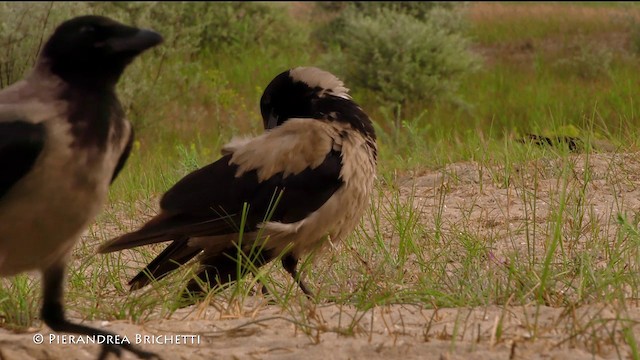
[0,275,39,330]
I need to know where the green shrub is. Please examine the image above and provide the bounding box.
[314,2,459,49]
[553,42,613,80]
[94,2,303,55]
[0,2,304,136]
[0,3,205,125]
[0,2,94,87]
[197,2,305,54]
[344,2,456,21]
[318,5,479,112]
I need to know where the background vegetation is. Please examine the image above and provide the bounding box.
[1,1,640,356]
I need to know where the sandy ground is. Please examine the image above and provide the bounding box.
[2,4,640,360]
[1,151,640,359]
[1,301,638,360]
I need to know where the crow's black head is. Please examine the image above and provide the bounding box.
[41,15,163,88]
[260,67,352,129]
[260,67,376,141]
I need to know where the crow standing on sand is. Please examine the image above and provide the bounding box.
[0,15,162,359]
[99,67,378,299]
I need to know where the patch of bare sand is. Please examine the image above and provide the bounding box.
[397,152,640,265]
[1,302,637,359]
[2,152,640,359]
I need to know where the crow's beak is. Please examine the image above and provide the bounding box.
[109,29,163,53]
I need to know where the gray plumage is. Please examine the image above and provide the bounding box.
[0,15,162,360]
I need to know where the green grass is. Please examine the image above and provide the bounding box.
[465,2,640,46]
[0,1,639,357]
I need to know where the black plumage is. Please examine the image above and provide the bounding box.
[99,67,378,300]
[0,121,45,199]
[0,15,162,360]
[518,133,581,152]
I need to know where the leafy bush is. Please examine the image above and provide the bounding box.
[0,2,304,136]
[317,5,479,111]
[96,2,304,55]
[314,1,457,44]
[198,2,305,54]
[341,2,456,21]
[0,2,94,87]
[0,3,204,121]
[553,42,613,80]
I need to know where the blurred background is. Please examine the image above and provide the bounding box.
[2,1,640,195]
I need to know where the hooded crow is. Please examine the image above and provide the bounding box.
[518,133,581,152]
[0,15,162,359]
[99,67,378,300]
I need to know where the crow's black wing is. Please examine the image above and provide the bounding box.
[99,149,343,252]
[110,127,134,184]
[0,121,45,200]
[106,149,343,290]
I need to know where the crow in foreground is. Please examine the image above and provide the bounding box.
[0,16,162,359]
[99,67,378,300]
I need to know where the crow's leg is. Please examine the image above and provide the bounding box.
[41,262,160,360]
[281,254,314,298]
